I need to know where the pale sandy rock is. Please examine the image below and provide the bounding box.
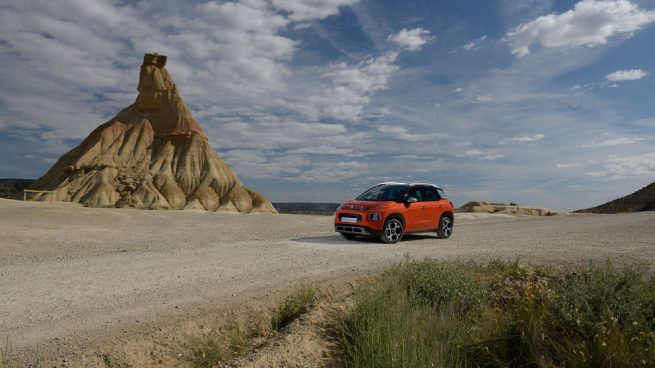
[29,53,277,213]
[457,201,565,216]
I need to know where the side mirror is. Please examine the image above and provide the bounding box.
[406,197,418,203]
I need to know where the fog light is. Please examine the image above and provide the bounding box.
[368,212,382,221]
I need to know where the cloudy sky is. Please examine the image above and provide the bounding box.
[1,0,655,210]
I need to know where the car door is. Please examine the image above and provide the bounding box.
[402,188,425,231]
[421,188,444,229]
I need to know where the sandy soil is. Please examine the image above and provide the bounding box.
[1,199,655,365]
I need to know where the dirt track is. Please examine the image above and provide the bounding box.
[1,199,655,362]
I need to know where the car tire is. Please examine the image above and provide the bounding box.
[341,233,357,240]
[437,215,453,239]
[381,218,403,244]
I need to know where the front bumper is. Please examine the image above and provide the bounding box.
[335,224,379,236]
[334,210,384,236]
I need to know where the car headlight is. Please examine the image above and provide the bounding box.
[365,205,385,210]
[368,213,382,221]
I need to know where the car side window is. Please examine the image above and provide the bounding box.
[437,189,446,199]
[405,188,422,201]
[423,188,439,201]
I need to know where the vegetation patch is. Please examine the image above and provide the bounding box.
[271,284,316,330]
[185,335,224,368]
[181,284,316,367]
[339,258,655,368]
[0,340,42,368]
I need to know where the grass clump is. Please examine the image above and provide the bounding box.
[182,284,315,366]
[340,260,489,367]
[186,335,223,368]
[271,284,316,330]
[1,340,42,368]
[340,258,655,368]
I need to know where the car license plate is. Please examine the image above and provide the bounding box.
[341,216,358,223]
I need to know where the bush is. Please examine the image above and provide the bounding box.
[340,260,490,368]
[186,335,223,368]
[340,259,655,368]
[271,284,316,330]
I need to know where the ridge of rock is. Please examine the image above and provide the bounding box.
[576,182,655,213]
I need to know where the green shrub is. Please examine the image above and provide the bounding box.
[340,259,490,368]
[340,259,655,368]
[186,335,223,368]
[271,284,316,330]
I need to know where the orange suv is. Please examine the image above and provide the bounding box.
[334,182,454,243]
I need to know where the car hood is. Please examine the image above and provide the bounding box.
[339,200,388,210]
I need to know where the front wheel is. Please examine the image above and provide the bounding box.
[381,218,403,244]
[437,215,453,239]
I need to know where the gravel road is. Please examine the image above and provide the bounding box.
[1,198,655,357]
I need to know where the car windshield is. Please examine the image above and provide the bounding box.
[356,185,409,201]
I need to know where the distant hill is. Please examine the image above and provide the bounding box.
[0,179,35,198]
[273,203,339,215]
[576,182,655,214]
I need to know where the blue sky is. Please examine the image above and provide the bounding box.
[1,0,655,210]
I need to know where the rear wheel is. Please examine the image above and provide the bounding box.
[341,233,357,240]
[381,218,403,244]
[437,215,453,239]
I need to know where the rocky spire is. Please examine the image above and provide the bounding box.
[27,53,277,213]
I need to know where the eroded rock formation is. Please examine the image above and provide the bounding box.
[29,53,276,213]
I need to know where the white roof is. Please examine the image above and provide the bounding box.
[375,182,442,189]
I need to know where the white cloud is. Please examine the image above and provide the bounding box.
[308,52,400,121]
[557,162,585,169]
[0,0,367,159]
[296,161,369,183]
[462,35,487,51]
[476,94,493,102]
[221,149,309,179]
[271,0,359,21]
[212,120,347,150]
[588,152,655,179]
[286,146,369,157]
[582,137,646,147]
[606,69,649,81]
[387,28,433,51]
[462,149,505,161]
[557,159,596,168]
[505,0,655,57]
[377,125,444,142]
[512,133,545,142]
[451,87,464,93]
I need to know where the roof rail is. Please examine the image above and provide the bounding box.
[409,182,440,188]
[376,182,408,186]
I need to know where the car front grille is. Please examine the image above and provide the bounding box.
[335,225,371,235]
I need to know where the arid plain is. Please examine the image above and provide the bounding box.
[2,198,655,365]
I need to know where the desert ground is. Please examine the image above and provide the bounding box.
[1,198,655,365]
